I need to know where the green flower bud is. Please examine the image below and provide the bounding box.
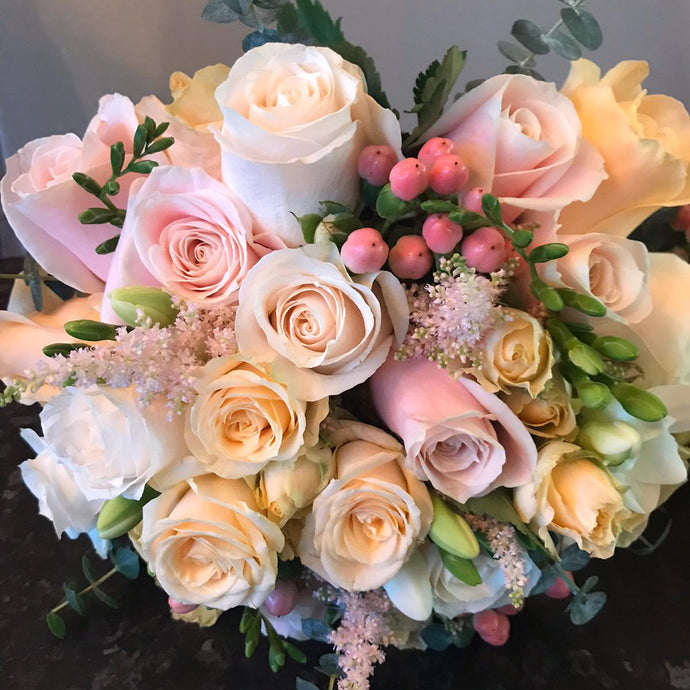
[295,212,322,244]
[592,336,639,362]
[42,342,92,358]
[575,379,613,409]
[511,228,534,249]
[429,493,480,560]
[578,420,641,466]
[108,287,178,327]
[531,281,564,311]
[611,383,667,422]
[313,213,359,248]
[568,342,605,376]
[527,242,569,263]
[63,319,119,341]
[96,485,159,540]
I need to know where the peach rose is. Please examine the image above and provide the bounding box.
[103,166,258,310]
[371,356,537,503]
[214,43,401,249]
[167,64,230,130]
[297,420,432,591]
[235,242,408,401]
[140,474,284,609]
[425,73,606,223]
[558,59,690,237]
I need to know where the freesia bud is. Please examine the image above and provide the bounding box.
[611,383,667,422]
[96,485,159,539]
[429,493,479,559]
[108,287,178,327]
[578,420,641,466]
[64,319,119,341]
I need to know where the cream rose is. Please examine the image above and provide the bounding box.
[371,356,537,503]
[256,442,335,526]
[40,386,189,501]
[473,308,553,396]
[421,542,540,618]
[0,286,103,402]
[214,42,401,249]
[539,233,651,324]
[425,73,605,223]
[19,428,104,537]
[103,166,258,312]
[503,373,577,440]
[298,421,433,591]
[559,59,690,238]
[140,474,284,609]
[236,242,408,401]
[185,356,328,479]
[514,441,629,558]
[167,64,230,130]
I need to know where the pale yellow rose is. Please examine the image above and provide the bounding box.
[140,474,284,610]
[473,308,553,397]
[514,441,630,558]
[167,64,230,130]
[297,420,433,591]
[503,373,577,439]
[185,356,328,479]
[255,442,335,526]
[559,59,690,238]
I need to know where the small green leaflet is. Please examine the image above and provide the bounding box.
[561,8,603,50]
[46,612,66,639]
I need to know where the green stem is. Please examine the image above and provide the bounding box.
[0,272,57,282]
[328,675,336,690]
[552,560,580,595]
[50,567,118,614]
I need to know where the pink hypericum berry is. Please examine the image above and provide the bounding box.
[264,580,298,617]
[429,154,470,196]
[358,145,398,186]
[341,227,389,273]
[473,610,510,646]
[422,213,464,254]
[545,574,572,600]
[168,597,199,615]
[461,226,507,273]
[388,235,433,279]
[418,137,455,168]
[462,186,487,214]
[389,158,429,201]
[673,204,690,231]
[496,603,524,617]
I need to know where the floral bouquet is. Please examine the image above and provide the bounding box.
[2,1,689,688]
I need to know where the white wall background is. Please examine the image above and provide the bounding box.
[1,0,689,254]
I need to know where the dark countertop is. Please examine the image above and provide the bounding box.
[0,258,688,690]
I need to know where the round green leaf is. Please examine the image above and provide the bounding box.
[561,8,603,50]
[497,40,533,64]
[511,19,550,55]
[543,30,582,60]
[46,612,66,639]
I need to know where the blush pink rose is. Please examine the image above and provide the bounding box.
[371,356,537,503]
[1,95,142,292]
[103,166,257,314]
[425,74,606,223]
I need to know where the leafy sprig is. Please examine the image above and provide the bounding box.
[72,117,174,255]
[499,0,603,79]
[240,607,307,672]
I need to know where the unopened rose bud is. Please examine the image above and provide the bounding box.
[108,287,178,327]
[429,493,479,560]
[578,420,641,466]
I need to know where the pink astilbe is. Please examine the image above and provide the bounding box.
[397,255,515,371]
[27,300,237,416]
[327,590,392,690]
[465,513,528,607]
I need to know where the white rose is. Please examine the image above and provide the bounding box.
[473,308,553,397]
[185,356,328,479]
[40,386,189,501]
[540,233,651,323]
[214,43,401,249]
[19,428,104,536]
[298,421,433,591]
[140,474,284,609]
[514,441,629,558]
[236,242,408,401]
[256,443,335,526]
[421,542,540,618]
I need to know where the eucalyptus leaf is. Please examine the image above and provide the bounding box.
[111,547,140,580]
[64,584,87,616]
[243,28,281,50]
[497,40,533,64]
[530,565,559,596]
[92,586,119,609]
[301,618,332,642]
[559,544,590,572]
[319,653,343,677]
[46,612,66,639]
[82,555,97,583]
[561,8,603,50]
[421,623,453,651]
[543,30,582,60]
[296,680,320,690]
[569,591,607,625]
[511,19,550,55]
[202,0,241,21]
[504,64,546,81]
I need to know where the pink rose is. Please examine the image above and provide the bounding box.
[103,166,257,313]
[371,356,537,503]
[1,95,141,292]
[425,74,606,223]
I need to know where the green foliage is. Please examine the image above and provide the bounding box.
[511,19,550,55]
[561,7,603,50]
[420,618,475,651]
[241,607,307,672]
[301,617,333,642]
[111,547,140,581]
[439,549,482,586]
[331,40,390,109]
[566,575,607,625]
[295,0,344,44]
[46,612,66,639]
[296,680,320,690]
[405,46,467,150]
